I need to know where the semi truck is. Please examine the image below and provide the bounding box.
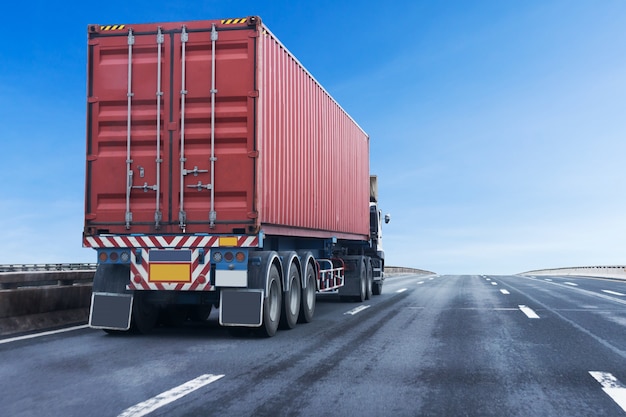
[83,16,389,336]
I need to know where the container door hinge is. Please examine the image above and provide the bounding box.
[179,210,187,229]
[154,211,162,229]
[209,210,217,228]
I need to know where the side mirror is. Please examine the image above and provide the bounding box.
[384,214,391,224]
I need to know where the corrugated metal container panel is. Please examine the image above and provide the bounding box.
[257,26,369,240]
[85,19,256,236]
[84,17,369,241]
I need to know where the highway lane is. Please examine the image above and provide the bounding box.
[2,274,626,416]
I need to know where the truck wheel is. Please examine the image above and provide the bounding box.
[365,259,373,300]
[189,305,213,322]
[103,329,128,336]
[355,261,366,302]
[299,264,316,323]
[372,281,383,295]
[131,292,158,334]
[259,265,282,337]
[280,264,301,330]
[159,305,189,327]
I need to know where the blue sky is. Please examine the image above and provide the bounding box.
[1,1,625,274]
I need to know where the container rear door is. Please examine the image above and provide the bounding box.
[85,22,257,235]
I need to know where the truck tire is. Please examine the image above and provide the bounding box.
[131,292,158,334]
[280,263,301,330]
[339,256,367,303]
[372,281,383,295]
[356,262,366,302]
[259,264,282,337]
[348,259,366,303]
[299,262,316,323]
[365,258,373,300]
[189,305,213,322]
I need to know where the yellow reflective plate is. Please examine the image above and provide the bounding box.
[149,263,191,282]
[219,237,238,247]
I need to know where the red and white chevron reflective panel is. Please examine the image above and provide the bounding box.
[83,234,259,249]
[128,248,213,291]
[83,234,258,291]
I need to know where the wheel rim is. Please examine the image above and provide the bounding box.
[306,272,315,307]
[269,279,280,321]
[361,269,366,297]
[289,277,299,314]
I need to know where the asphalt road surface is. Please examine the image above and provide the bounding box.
[3,274,626,416]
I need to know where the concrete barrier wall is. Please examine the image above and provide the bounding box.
[0,270,94,336]
[521,266,626,280]
[386,266,436,276]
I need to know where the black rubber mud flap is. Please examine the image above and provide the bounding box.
[220,290,263,326]
[89,293,133,330]
[338,255,366,301]
[90,264,133,330]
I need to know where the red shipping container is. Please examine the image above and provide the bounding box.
[85,16,369,242]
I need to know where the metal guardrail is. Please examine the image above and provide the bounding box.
[520,266,626,280]
[386,266,436,275]
[0,268,95,336]
[0,263,97,273]
[0,266,96,290]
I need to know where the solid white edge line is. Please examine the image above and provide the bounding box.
[500,289,510,295]
[589,372,626,412]
[118,374,225,417]
[602,290,626,297]
[344,305,371,315]
[0,325,90,345]
[518,305,540,319]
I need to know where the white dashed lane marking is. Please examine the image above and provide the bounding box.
[518,305,540,319]
[118,374,225,417]
[602,290,626,297]
[0,325,89,345]
[564,282,579,287]
[344,305,371,315]
[500,289,510,295]
[589,372,626,413]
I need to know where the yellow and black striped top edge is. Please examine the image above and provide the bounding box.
[221,18,247,25]
[97,17,247,32]
[100,24,126,31]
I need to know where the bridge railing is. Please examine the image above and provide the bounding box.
[385,266,436,275]
[0,266,96,336]
[0,264,96,290]
[520,266,626,279]
[0,263,96,273]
